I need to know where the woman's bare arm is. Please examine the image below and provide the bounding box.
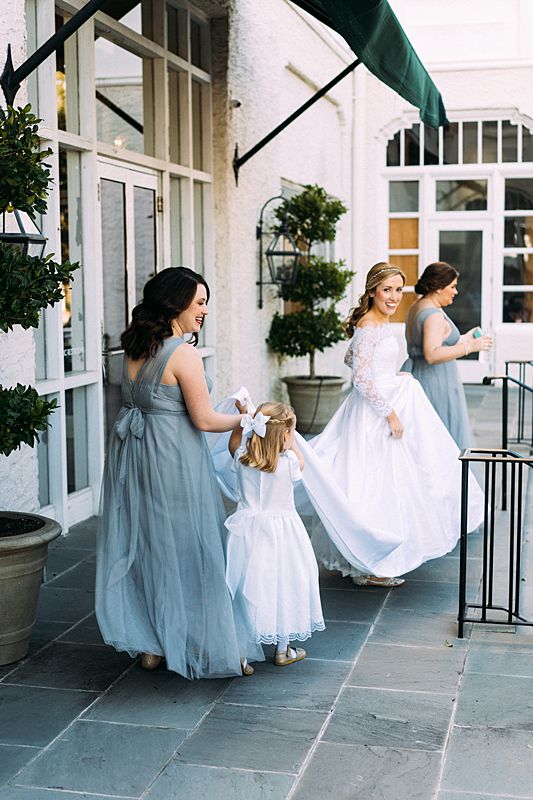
[170,344,243,432]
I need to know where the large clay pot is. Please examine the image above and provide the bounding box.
[282,375,347,435]
[0,512,61,665]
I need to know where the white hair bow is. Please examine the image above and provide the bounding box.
[241,412,271,439]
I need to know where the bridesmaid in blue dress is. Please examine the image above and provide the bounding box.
[403,262,492,449]
[96,267,262,678]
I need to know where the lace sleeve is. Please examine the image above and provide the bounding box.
[349,327,393,417]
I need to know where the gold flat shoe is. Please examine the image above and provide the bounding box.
[274,647,306,667]
[241,658,255,676]
[141,653,164,671]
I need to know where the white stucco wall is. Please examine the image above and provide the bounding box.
[0,0,39,512]
[212,0,356,404]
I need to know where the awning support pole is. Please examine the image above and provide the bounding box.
[233,58,360,184]
[1,0,108,107]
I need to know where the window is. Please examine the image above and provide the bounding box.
[56,13,80,134]
[503,179,533,322]
[388,180,419,322]
[386,119,533,167]
[59,148,85,374]
[95,37,154,155]
[436,180,488,212]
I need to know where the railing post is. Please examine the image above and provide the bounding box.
[502,378,508,511]
[458,458,470,639]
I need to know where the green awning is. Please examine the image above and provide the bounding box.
[291,0,448,128]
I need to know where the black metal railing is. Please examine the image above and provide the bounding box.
[505,360,533,449]
[483,362,533,509]
[457,448,533,638]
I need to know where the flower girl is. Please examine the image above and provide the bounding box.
[225,402,324,672]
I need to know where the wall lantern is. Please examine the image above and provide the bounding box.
[0,209,47,258]
[256,195,301,309]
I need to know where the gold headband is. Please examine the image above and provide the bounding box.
[372,267,398,280]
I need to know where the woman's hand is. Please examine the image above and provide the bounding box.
[387,410,404,438]
[470,334,493,354]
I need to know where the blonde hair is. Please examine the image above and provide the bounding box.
[343,261,406,338]
[240,401,296,473]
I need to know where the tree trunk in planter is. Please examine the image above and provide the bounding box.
[283,376,347,435]
[0,512,61,665]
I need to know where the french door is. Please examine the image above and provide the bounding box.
[428,219,493,382]
[98,161,159,440]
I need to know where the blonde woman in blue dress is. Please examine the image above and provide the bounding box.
[225,402,325,669]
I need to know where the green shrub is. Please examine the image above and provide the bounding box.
[0,104,78,458]
[0,105,52,219]
[267,185,354,378]
[0,243,79,332]
[0,384,57,458]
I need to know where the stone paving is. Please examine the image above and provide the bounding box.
[1,385,532,799]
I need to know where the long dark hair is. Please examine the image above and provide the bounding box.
[415,262,459,296]
[121,267,210,360]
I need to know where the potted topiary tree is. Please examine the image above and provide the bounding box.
[267,184,354,433]
[0,103,79,665]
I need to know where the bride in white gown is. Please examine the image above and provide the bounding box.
[306,262,484,584]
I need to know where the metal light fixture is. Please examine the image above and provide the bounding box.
[0,209,47,258]
[257,195,301,309]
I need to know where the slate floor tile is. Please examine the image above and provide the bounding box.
[175,703,326,773]
[16,719,186,797]
[57,613,105,647]
[0,685,97,746]
[370,607,465,648]
[291,741,441,800]
[85,668,229,729]
[318,569,361,590]
[465,642,533,677]
[43,548,91,582]
[27,621,72,654]
[301,621,370,662]
[323,686,452,750]
[5,642,131,691]
[320,588,385,623]
[59,518,98,550]
[348,642,466,693]
[385,580,459,614]
[441,726,533,795]
[6,790,121,800]
[409,556,481,585]
[36,587,94,624]
[0,744,40,786]
[454,673,533,729]
[221,659,350,711]
[46,560,96,591]
[439,793,533,800]
[145,762,295,800]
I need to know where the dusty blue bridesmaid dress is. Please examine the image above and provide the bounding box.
[96,336,262,679]
[403,307,473,449]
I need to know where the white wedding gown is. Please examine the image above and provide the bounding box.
[306,323,484,577]
[207,323,484,578]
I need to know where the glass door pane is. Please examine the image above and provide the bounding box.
[133,186,156,302]
[100,166,158,443]
[101,177,127,440]
[439,230,482,345]
[429,221,492,381]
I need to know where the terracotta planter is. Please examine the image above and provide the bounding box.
[282,375,347,435]
[0,512,61,666]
